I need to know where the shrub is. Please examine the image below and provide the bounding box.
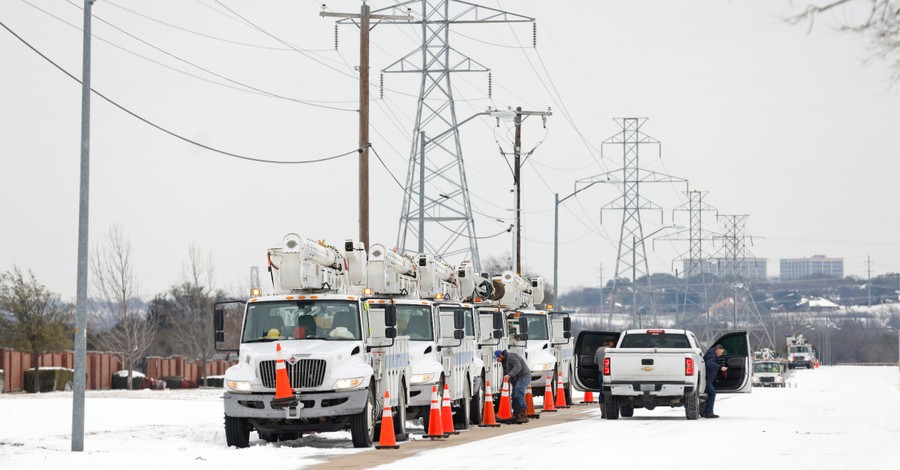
[0,369,5,394]
[160,376,185,389]
[112,375,148,390]
[24,368,75,393]
[205,376,225,388]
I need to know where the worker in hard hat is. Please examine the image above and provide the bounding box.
[495,349,530,424]
[265,328,283,340]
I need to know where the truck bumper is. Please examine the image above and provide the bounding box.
[408,383,439,407]
[224,389,368,419]
[530,373,550,388]
[607,382,693,397]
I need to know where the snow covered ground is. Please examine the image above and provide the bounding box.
[1,366,897,470]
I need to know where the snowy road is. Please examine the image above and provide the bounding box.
[1,366,897,470]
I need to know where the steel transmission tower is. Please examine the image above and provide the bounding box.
[372,1,532,270]
[706,214,773,350]
[658,190,719,326]
[578,118,686,329]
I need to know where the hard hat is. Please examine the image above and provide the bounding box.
[266,328,282,339]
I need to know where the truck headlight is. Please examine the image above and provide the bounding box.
[226,380,253,393]
[532,362,554,372]
[410,373,437,384]
[775,376,784,383]
[333,377,366,390]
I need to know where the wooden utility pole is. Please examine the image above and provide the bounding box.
[322,3,409,250]
[509,106,551,274]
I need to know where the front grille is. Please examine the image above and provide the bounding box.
[760,376,775,383]
[259,359,327,389]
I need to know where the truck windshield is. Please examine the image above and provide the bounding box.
[242,300,360,342]
[524,314,549,341]
[619,333,691,348]
[754,362,781,373]
[397,304,433,341]
[790,346,809,354]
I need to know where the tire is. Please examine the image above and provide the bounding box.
[685,391,700,420]
[224,415,250,448]
[394,384,409,441]
[469,375,485,426]
[454,380,471,430]
[604,394,619,420]
[350,386,376,448]
[620,404,634,418]
[564,367,574,405]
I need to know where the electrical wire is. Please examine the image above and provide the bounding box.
[0,18,363,165]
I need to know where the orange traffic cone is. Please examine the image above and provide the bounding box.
[441,383,459,435]
[424,385,447,438]
[582,390,596,404]
[542,375,556,412]
[525,384,540,419]
[271,343,298,409]
[375,391,399,449]
[479,380,500,427]
[497,377,513,420]
[555,371,569,409]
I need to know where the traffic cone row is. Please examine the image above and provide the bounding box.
[542,375,556,413]
[555,371,569,409]
[424,385,447,439]
[581,390,596,404]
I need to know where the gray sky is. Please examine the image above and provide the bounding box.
[1,0,898,301]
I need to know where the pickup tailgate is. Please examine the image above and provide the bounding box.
[608,349,691,382]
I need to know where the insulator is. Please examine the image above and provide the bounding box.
[488,72,492,99]
[380,71,384,99]
[532,22,537,48]
[334,25,339,50]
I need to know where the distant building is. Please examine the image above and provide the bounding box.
[780,255,844,280]
[682,258,767,280]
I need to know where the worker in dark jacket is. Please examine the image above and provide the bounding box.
[703,344,727,418]
[495,349,530,424]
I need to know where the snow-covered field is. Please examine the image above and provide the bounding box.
[1,366,898,469]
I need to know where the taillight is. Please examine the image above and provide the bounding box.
[603,357,611,376]
[685,357,694,376]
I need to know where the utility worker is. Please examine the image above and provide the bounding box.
[495,349,530,424]
[593,339,615,418]
[703,344,727,418]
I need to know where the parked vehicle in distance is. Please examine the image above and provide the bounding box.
[573,328,752,420]
[752,360,785,387]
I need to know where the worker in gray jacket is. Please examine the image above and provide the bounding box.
[593,339,615,418]
[495,349,530,424]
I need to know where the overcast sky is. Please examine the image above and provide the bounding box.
[1,0,897,301]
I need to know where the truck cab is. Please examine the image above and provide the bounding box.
[216,235,410,448]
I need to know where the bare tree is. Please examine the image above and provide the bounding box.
[164,244,220,386]
[89,226,156,390]
[0,267,72,393]
[787,0,900,81]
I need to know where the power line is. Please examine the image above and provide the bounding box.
[0,18,363,165]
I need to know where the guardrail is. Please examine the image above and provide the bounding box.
[833,362,898,366]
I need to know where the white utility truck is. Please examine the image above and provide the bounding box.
[573,328,751,420]
[493,271,573,399]
[786,334,815,369]
[214,234,410,448]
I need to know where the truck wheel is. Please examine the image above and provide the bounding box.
[620,404,634,418]
[394,383,409,441]
[454,380,471,430]
[350,386,376,448]
[685,391,700,420]
[224,415,250,448]
[469,375,484,426]
[604,394,619,420]
[564,367,574,405]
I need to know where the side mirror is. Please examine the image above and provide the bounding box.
[518,315,529,334]
[386,327,397,339]
[453,309,465,330]
[454,330,464,340]
[563,316,571,332]
[214,307,225,331]
[493,330,503,339]
[492,311,503,330]
[384,304,397,327]
[215,331,225,342]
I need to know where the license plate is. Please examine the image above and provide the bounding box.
[640,384,655,391]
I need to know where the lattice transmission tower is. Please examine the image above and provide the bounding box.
[705,214,773,350]
[578,118,686,329]
[371,1,533,270]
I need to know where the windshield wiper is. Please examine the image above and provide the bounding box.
[243,338,278,343]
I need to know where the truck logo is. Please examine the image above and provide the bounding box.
[641,366,653,371]
[289,356,297,365]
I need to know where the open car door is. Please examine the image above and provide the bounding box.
[709,331,752,393]
[573,330,620,391]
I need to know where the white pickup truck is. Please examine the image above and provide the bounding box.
[573,329,751,420]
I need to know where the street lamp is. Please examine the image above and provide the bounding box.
[632,225,682,328]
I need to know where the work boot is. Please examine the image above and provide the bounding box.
[599,403,607,418]
[705,413,720,419]
[515,409,529,424]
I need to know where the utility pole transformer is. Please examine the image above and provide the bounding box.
[368,0,532,270]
